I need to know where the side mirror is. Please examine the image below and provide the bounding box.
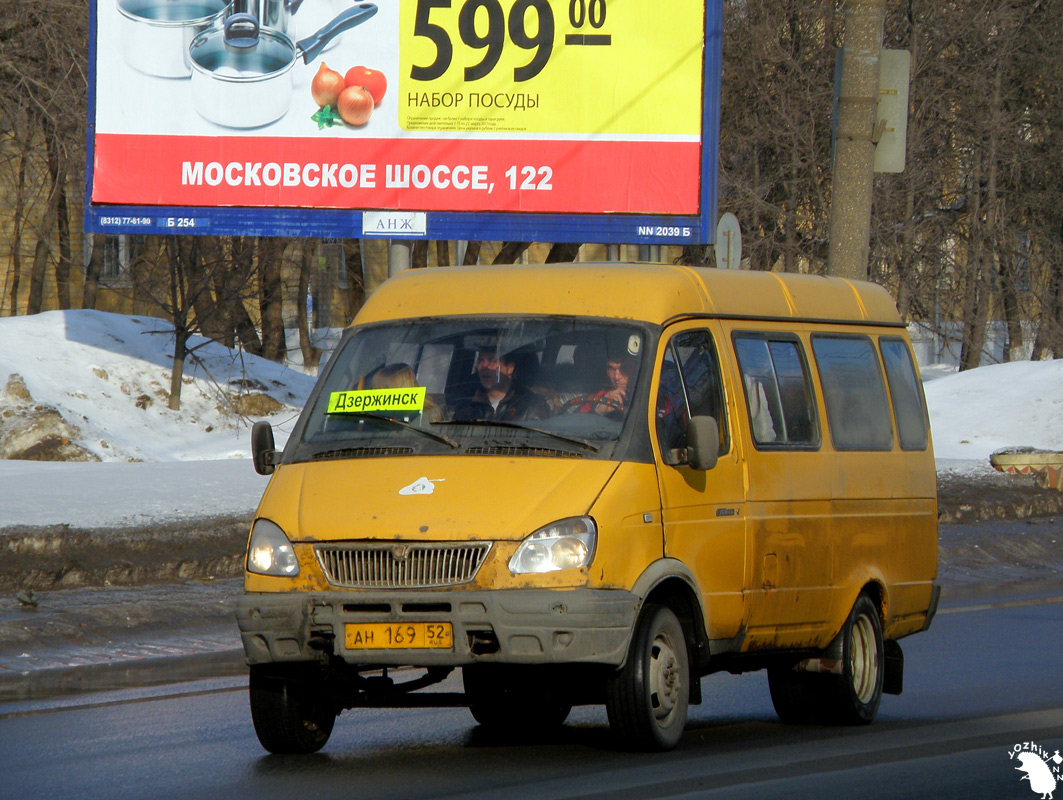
[251,420,278,475]
[685,416,719,471]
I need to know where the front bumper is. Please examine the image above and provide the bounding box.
[236,588,639,668]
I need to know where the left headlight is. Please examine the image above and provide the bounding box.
[508,517,597,574]
[247,519,300,577]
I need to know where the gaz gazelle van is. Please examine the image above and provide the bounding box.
[239,263,939,752]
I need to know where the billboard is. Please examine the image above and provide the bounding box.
[85,0,722,244]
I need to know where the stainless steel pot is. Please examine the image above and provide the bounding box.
[117,0,229,78]
[188,3,377,128]
[230,0,303,34]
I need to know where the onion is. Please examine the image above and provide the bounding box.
[311,63,345,109]
[337,85,374,126]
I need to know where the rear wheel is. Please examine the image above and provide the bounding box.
[822,593,884,724]
[769,593,884,726]
[605,603,690,751]
[249,665,337,754]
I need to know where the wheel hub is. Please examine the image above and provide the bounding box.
[650,637,681,720]
[850,613,879,704]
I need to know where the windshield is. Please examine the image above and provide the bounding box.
[293,317,647,459]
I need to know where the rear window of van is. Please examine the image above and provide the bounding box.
[811,335,893,451]
[880,338,929,450]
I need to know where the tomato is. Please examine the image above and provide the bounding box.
[344,66,387,106]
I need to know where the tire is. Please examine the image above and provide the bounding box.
[821,593,884,724]
[463,664,571,732]
[605,604,690,751]
[768,593,884,726]
[249,665,337,754]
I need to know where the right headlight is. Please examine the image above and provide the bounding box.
[508,517,597,574]
[247,519,299,577]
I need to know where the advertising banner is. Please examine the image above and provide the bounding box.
[86,0,721,243]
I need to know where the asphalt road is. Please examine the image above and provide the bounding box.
[2,588,1061,800]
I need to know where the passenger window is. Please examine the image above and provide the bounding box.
[811,335,893,451]
[880,338,929,450]
[655,330,728,456]
[733,336,819,448]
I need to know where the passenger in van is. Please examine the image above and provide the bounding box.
[450,349,550,422]
[368,363,442,424]
[744,375,779,443]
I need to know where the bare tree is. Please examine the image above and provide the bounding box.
[258,238,288,360]
[0,0,87,314]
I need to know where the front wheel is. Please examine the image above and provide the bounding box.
[249,665,337,754]
[605,604,690,751]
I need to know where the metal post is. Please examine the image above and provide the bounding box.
[388,239,412,277]
[827,0,886,280]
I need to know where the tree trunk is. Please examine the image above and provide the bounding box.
[27,146,63,315]
[959,153,987,371]
[82,234,104,310]
[342,239,365,324]
[894,8,921,320]
[435,240,451,267]
[545,243,581,262]
[462,241,482,265]
[258,237,287,362]
[784,142,799,273]
[166,237,194,411]
[296,241,322,370]
[998,233,1023,362]
[412,241,429,269]
[1032,224,1063,360]
[6,149,27,315]
[168,326,189,411]
[493,242,531,264]
[27,239,50,315]
[225,237,263,355]
[194,237,225,342]
[53,165,72,310]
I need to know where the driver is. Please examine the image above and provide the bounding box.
[451,348,549,422]
[570,355,637,416]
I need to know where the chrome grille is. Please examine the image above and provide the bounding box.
[315,542,491,588]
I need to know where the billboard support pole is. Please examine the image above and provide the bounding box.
[388,240,412,277]
[827,0,885,280]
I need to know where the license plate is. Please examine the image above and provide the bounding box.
[345,622,453,650]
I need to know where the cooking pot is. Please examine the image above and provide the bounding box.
[230,0,301,34]
[188,3,377,128]
[117,0,230,78]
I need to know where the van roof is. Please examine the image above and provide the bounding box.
[354,262,904,328]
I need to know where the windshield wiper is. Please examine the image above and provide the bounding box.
[334,413,460,448]
[434,419,599,452]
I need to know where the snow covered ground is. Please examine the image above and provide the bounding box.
[1,309,1061,529]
